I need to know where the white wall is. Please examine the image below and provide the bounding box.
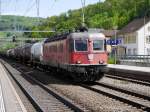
[137,30,144,55]
[138,21,150,55]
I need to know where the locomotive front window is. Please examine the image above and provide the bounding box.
[75,40,87,51]
[93,40,104,51]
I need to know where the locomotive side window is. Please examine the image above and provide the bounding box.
[93,40,104,51]
[75,40,87,51]
[69,39,74,52]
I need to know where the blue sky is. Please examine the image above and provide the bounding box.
[1,0,105,18]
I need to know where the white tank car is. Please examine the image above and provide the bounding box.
[31,42,43,62]
[6,49,11,57]
[10,49,15,57]
[7,49,15,57]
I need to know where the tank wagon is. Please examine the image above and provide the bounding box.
[31,41,44,66]
[22,43,33,62]
[14,46,24,60]
[12,44,33,62]
[6,30,108,82]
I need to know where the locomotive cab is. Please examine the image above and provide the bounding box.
[68,32,108,82]
[69,33,107,65]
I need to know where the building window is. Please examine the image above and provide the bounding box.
[146,36,150,44]
[128,34,136,43]
[148,26,150,32]
[124,36,128,44]
[128,36,131,43]
[128,49,131,55]
[133,48,137,55]
[131,35,136,43]
[124,34,136,44]
[147,48,150,55]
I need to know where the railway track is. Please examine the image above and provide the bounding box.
[81,82,150,111]
[2,58,150,112]
[105,75,150,86]
[1,60,89,112]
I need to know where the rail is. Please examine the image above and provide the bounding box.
[0,81,5,112]
[81,83,150,111]
[1,60,86,112]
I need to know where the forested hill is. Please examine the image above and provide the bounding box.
[0,15,44,31]
[34,0,150,36]
[1,0,149,38]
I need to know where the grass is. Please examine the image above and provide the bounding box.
[0,32,6,38]
[108,56,115,64]
[0,42,17,52]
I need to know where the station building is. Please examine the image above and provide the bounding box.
[117,18,150,55]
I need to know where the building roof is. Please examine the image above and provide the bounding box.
[101,30,119,38]
[118,18,150,35]
[86,28,119,38]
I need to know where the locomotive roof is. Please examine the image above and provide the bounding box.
[44,32,105,43]
[70,32,105,39]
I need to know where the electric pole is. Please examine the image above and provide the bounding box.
[81,0,85,27]
[0,0,2,22]
[0,0,1,15]
[13,0,18,31]
[36,0,40,25]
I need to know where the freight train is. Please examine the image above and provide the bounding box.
[6,30,108,82]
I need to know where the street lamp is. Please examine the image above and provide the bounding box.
[81,0,86,26]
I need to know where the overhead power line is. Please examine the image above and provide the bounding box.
[81,0,86,26]
[49,0,56,12]
[36,0,40,17]
[36,0,40,25]
[13,0,18,31]
[0,30,55,32]
[0,0,1,15]
[23,0,36,16]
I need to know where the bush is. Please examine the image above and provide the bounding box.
[0,43,17,52]
[108,57,115,64]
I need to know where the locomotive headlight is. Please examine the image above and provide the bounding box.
[99,60,104,64]
[76,60,81,64]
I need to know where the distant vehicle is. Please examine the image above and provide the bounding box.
[6,29,108,82]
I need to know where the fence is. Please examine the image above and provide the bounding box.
[116,55,150,67]
[0,37,45,42]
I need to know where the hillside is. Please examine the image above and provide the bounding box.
[0,15,45,31]
[1,0,148,38]
[30,0,150,38]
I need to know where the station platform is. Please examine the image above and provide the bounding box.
[0,63,27,112]
[107,64,150,82]
[108,64,150,73]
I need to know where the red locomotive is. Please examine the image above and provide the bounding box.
[42,31,108,82]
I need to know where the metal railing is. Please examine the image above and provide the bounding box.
[0,37,45,42]
[116,55,150,67]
